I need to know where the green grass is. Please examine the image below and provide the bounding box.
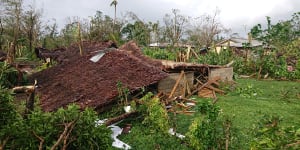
[216,79,300,148]
[110,79,300,149]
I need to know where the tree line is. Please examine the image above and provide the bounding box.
[0,0,229,61]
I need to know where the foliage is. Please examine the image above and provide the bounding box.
[186,100,223,150]
[0,61,18,88]
[121,21,150,46]
[250,115,300,149]
[5,104,112,150]
[197,49,233,65]
[251,13,300,49]
[119,121,190,150]
[142,47,176,60]
[0,89,113,150]
[139,92,170,133]
[233,83,262,98]
[0,87,20,149]
[116,81,130,106]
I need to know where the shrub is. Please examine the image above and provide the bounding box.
[139,92,170,133]
[186,100,222,149]
[250,115,300,149]
[0,94,113,150]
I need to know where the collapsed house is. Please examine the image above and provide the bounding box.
[30,41,233,112]
[30,41,168,112]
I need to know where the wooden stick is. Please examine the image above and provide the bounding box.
[175,111,195,115]
[285,140,300,148]
[32,131,44,150]
[105,111,138,126]
[12,85,35,93]
[206,85,225,94]
[181,98,197,103]
[182,73,187,97]
[50,121,76,150]
[188,77,221,98]
[0,137,9,150]
[191,48,200,59]
[176,102,189,109]
[168,70,185,99]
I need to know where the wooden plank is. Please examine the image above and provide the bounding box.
[188,76,221,98]
[168,70,185,98]
[198,87,214,98]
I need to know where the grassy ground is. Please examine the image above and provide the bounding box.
[111,79,300,149]
[217,79,300,148]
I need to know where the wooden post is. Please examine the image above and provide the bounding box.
[168,70,184,99]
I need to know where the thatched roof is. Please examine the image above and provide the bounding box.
[30,41,168,112]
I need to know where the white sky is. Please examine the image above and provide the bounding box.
[27,0,299,37]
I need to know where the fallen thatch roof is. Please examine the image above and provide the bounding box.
[30,41,168,112]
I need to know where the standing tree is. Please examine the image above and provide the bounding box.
[121,20,150,46]
[187,9,227,48]
[22,5,42,53]
[163,9,189,49]
[110,0,118,32]
[0,18,4,50]
[88,11,114,41]
[1,0,23,63]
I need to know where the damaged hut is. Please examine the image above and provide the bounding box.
[30,41,168,112]
[30,40,233,112]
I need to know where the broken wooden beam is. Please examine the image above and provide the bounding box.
[12,85,35,93]
[105,111,138,126]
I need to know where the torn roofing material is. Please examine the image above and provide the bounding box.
[30,41,168,112]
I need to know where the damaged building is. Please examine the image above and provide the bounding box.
[30,41,233,112]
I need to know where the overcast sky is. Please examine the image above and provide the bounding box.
[28,0,300,37]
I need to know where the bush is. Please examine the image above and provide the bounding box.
[250,115,300,149]
[139,92,170,133]
[142,47,176,60]
[186,100,222,149]
[0,62,19,88]
[0,93,113,150]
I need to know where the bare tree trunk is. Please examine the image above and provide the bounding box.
[77,22,83,56]
[32,131,44,150]
[0,18,3,50]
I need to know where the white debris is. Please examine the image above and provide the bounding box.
[186,102,196,106]
[95,119,107,126]
[123,106,131,113]
[90,52,105,62]
[168,128,185,139]
[95,119,131,150]
[109,124,131,150]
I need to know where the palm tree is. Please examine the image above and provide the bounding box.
[110,0,117,32]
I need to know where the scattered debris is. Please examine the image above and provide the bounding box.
[95,119,131,150]
[168,128,185,139]
[109,124,131,150]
